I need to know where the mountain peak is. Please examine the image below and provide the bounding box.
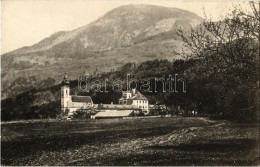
[104,4,201,19]
[5,4,202,55]
[2,4,203,95]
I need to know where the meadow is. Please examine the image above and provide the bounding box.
[1,117,259,165]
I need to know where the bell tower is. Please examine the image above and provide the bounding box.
[61,72,70,114]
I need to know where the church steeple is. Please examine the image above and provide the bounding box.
[62,71,70,85]
[61,71,70,114]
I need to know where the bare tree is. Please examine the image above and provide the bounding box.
[175,2,259,120]
[176,2,259,86]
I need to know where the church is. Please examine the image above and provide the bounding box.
[61,73,149,118]
[61,73,94,115]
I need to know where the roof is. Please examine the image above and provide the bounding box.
[129,91,148,100]
[71,95,93,103]
[94,104,140,110]
[69,102,93,108]
[94,110,133,118]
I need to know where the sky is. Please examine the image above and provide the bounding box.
[1,0,251,54]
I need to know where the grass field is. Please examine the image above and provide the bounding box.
[1,117,259,166]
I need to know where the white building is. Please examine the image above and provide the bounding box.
[118,89,149,114]
[61,73,93,115]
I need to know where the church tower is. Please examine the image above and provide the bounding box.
[61,72,70,114]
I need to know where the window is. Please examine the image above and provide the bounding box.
[66,90,68,95]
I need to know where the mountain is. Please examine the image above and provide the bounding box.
[1,4,203,99]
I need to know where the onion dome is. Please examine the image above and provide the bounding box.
[62,72,70,85]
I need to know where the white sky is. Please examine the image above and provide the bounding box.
[1,1,251,54]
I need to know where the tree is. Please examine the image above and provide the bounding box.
[175,2,259,121]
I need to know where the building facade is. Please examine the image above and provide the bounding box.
[118,89,149,114]
[61,73,149,117]
[61,73,93,115]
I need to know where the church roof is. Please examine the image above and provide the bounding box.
[71,95,93,103]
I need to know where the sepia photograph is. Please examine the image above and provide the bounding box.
[1,0,259,166]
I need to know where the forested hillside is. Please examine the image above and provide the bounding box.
[2,54,258,122]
